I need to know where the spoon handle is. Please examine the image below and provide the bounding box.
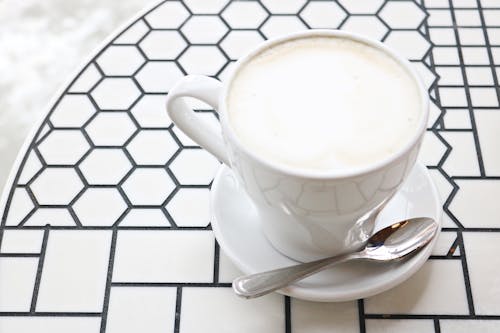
[232,253,359,299]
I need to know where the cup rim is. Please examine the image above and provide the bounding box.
[218,29,430,180]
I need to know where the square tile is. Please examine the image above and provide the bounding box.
[465,67,495,85]
[0,258,38,311]
[425,0,449,7]
[458,28,486,45]
[462,47,490,64]
[365,260,469,314]
[483,9,500,26]
[449,180,500,227]
[481,0,500,7]
[106,287,176,333]
[487,28,500,44]
[113,230,214,282]
[429,28,457,45]
[454,9,481,26]
[475,110,500,175]
[433,47,461,64]
[491,47,500,64]
[36,230,112,312]
[436,66,464,85]
[0,230,44,254]
[0,317,101,333]
[444,109,472,128]
[432,231,458,256]
[469,87,499,107]
[463,233,500,315]
[441,319,500,332]
[439,87,468,106]
[180,287,284,333]
[441,132,481,176]
[218,250,242,283]
[453,0,478,7]
[366,319,435,333]
[291,300,359,333]
[428,10,453,26]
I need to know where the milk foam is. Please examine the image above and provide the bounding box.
[227,37,422,172]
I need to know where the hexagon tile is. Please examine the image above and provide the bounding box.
[1,0,499,332]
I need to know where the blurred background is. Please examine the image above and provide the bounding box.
[0,0,154,193]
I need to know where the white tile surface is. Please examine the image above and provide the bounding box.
[69,64,102,93]
[417,131,448,166]
[30,168,84,205]
[130,94,171,128]
[119,208,170,227]
[366,319,435,333]
[1,230,44,254]
[469,87,499,107]
[72,188,127,226]
[139,31,187,60]
[121,168,175,205]
[38,130,90,165]
[169,149,220,185]
[96,45,145,76]
[166,188,210,227]
[106,287,177,333]
[383,31,431,60]
[5,188,34,226]
[181,16,228,44]
[114,20,149,45]
[441,132,480,176]
[135,61,184,93]
[475,110,500,175]
[91,78,141,110]
[220,31,265,60]
[440,319,500,332]
[0,257,38,311]
[17,151,42,185]
[337,0,384,14]
[260,16,308,39]
[221,1,268,29]
[444,109,471,129]
[299,1,347,28]
[291,300,359,333]
[183,0,229,14]
[85,112,137,146]
[449,180,500,227]
[145,1,189,29]
[178,46,227,76]
[36,230,112,312]
[24,208,76,226]
[79,149,132,185]
[50,95,97,128]
[365,260,469,314]
[379,1,426,29]
[126,130,178,165]
[113,230,214,282]
[463,232,500,315]
[340,16,388,40]
[218,250,242,283]
[180,287,284,333]
[0,317,101,333]
[431,231,458,256]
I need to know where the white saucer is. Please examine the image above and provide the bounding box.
[210,162,442,302]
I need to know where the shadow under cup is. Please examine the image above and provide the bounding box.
[166,30,430,262]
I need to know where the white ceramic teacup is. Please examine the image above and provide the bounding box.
[166,30,429,262]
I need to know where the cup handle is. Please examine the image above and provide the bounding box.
[166,75,230,165]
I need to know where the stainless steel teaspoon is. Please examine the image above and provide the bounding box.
[233,217,438,299]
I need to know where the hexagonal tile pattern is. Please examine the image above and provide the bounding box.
[166,188,210,227]
[85,112,137,146]
[68,63,102,93]
[418,132,448,167]
[299,1,347,28]
[38,130,90,165]
[221,1,268,29]
[260,16,308,39]
[139,31,187,60]
[379,1,426,29]
[130,94,171,128]
[144,1,189,28]
[338,0,385,14]
[341,16,388,41]
[183,0,229,14]
[50,95,96,128]
[91,78,141,110]
[135,61,184,93]
[30,168,84,205]
[181,16,228,44]
[169,149,220,185]
[121,168,175,205]
[79,149,132,185]
[260,0,306,14]
[178,46,227,76]
[4,188,34,226]
[73,188,127,226]
[96,46,145,76]
[113,20,149,45]
[126,130,179,165]
[384,31,431,61]
[220,31,265,60]
[119,208,170,227]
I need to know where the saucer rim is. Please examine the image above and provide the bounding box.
[210,162,442,302]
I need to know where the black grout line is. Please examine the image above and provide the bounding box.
[365,314,500,319]
[213,241,220,283]
[29,227,49,313]
[111,282,232,287]
[434,318,441,333]
[174,286,182,333]
[457,231,476,315]
[285,296,291,333]
[358,299,366,333]
[0,312,101,317]
[99,228,118,333]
